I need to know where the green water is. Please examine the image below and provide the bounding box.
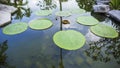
[0,0,120,68]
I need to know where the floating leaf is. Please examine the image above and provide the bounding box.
[29,18,53,30]
[90,24,118,38]
[53,30,86,50]
[55,11,71,17]
[77,16,99,25]
[70,9,86,14]
[3,22,28,35]
[35,10,52,16]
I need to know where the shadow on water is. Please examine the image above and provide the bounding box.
[0,40,15,68]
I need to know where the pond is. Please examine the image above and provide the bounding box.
[0,0,120,68]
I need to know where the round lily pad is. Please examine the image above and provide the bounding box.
[70,9,86,14]
[3,22,28,35]
[77,16,99,25]
[55,11,71,17]
[53,30,86,50]
[35,10,52,16]
[29,18,53,30]
[90,24,118,38]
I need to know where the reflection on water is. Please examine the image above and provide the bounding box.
[0,0,120,68]
[36,0,57,10]
[85,37,120,64]
[0,40,15,68]
[76,0,95,11]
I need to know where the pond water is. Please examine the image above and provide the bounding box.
[0,0,120,68]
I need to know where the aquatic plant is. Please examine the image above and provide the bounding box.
[35,10,52,16]
[55,11,71,17]
[77,16,99,25]
[90,23,118,38]
[29,18,53,30]
[53,30,86,50]
[109,0,120,10]
[3,22,28,35]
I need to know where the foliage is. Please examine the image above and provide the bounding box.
[29,18,53,30]
[90,23,119,38]
[35,10,52,16]
[3,22,28,35]
[53,30,86,50]
[77,16,99,25]
[55,11,71,17]
[109,0,120,10]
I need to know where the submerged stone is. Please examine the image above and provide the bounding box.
[0,11,11,27]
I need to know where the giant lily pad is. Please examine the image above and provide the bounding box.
[29,18,53,30]
[3,22,28,35]
[55,11,71,17]
[70,9,86,14]
[77,16,99,25]
[90,24,118,38]
[35,10,52,16]
[53,30,86,50]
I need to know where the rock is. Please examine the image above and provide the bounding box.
[93,5,110,13]
[0,11,11,27]
[96,0,110,5]
[0,4,17,14]
[108,10,120,22]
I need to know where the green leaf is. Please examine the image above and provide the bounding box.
[77,16,99,25]
[3,22,28,35]
[70,9,86,14]
[53,30,86,50]
[55,11,71,17]
[35,10,52,16]
[29,18,53,30]
[90,24,119,38]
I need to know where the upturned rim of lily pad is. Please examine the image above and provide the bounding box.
[77,16,99,25]
[53,30,86,50]
[2,22,28,35]
[29,18,53,30]
[90,24,119,38]
[35,10,52,16]
[55,11,71,17]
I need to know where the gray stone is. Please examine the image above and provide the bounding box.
[96,0,110,5]
[0,4,17,13]
[0,11,11,27]
[93,5,110,13]
[108,10,120,22]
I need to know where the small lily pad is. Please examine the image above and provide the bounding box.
[55,11,71,17]
[29,18,53,30]
[53,30,86,50]
[70,9,86,14]
[77,16,99,25]
[35,10,52,16]
[3,22,28,35]
[90,24,118,38]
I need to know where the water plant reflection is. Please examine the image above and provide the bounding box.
[12,0,31,19]
[0,40,15,68]
[36,0,57,10]
[85,36,120,64]
[76,0,95,11]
